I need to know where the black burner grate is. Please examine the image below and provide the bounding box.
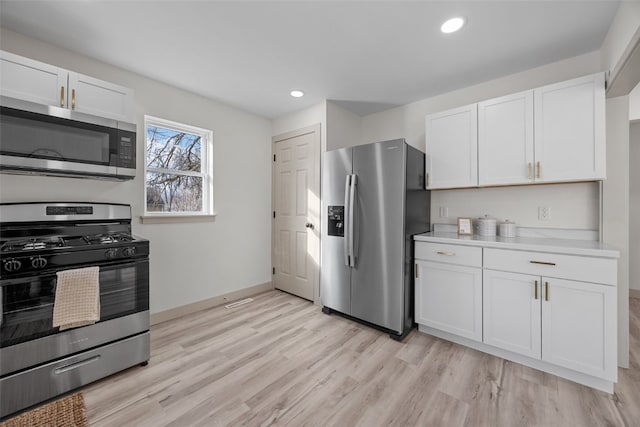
[84,233,134,245]
[0,237,65,253]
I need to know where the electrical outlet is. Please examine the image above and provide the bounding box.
[439,206,449,218]
[538,206,551,221]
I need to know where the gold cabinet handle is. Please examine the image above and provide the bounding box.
[436,251,455,256]
[534,280,539,300]
[536,161,541,179]
[426,173,430,187]
[530,260,556,266]
[60,86,65,107]
[527,162,532,180]
[71,89,76,109]
[415,264,419,278]
[545,281,549,301]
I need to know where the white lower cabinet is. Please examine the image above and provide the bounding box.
[541,278,617,380]
[483,270,616,380]
[415,260,482,341]
[483,270,541,359]
[415,240,618,392]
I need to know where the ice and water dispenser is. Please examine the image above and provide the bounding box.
[327,206,344,237]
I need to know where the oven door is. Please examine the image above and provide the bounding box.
[0,259,149,376]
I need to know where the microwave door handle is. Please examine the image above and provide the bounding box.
[344,175,351,267]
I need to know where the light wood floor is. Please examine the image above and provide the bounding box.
[83,291,640,426]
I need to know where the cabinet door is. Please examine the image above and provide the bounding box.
[534,73,605,182]
[415,260,482,341]
[483,270,541,359]
[541,278,616,380]
[425,104,477,189]
[68,72,134,122]
[478,90,534,186]
[0,50,68,107]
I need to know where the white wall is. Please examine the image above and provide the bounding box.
[326,101,362,150]
[272,101,326,152]
[630,123,640,292]
[430,184,599,229]
[630,83,640,121]
[600,1,640,79]
[361,51,603,229]
[0,29,273,314]
[603,96,630,367]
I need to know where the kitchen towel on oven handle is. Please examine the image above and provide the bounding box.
[52,266,100,331]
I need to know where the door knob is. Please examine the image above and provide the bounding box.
[305,222,314,229]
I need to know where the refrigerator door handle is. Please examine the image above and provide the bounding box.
[344,174,352,267]
[348,174,357,267]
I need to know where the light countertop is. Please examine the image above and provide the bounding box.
[414,231,620,259]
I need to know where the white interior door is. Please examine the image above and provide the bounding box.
[272,125,320,302]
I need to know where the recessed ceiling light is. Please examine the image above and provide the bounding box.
[441,17,465,34]
[290,90,304,98]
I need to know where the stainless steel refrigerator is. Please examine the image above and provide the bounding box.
[321,139,430,339]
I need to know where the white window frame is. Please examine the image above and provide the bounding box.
[143,115,214,218]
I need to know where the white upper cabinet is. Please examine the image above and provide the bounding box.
[0,51,67,107]
[534,73,606,182]
[0,50,134,122]
[425,73,606,189]
[478,90,534,186]
[68,72,133,122]
[425,104,478,189]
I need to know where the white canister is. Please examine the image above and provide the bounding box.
[477,215,497,236]
[499,220,517,238]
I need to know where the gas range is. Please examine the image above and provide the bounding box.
[0,203,148,278]
[0,202,150,418]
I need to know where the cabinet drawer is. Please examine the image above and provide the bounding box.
[415,242,482,267]
[484,248,616,286]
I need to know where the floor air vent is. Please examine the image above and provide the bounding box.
[224,298,254,309]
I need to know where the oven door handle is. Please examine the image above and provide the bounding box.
[53,355,101,374]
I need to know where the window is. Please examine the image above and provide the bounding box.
[144,116,213,216]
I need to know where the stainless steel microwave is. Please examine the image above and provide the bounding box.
[0,97,136,180]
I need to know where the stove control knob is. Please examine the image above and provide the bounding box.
[105,249,118,259]
[31,256,48,269]
[4,258,22,272]
[122,247,136,257]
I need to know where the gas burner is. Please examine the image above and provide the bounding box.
[84,233,133,245]
[0,237,65,253]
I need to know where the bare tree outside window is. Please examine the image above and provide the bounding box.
[144,117,212,215]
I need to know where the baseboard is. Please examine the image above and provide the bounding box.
[150,281,274,325]
[630,289,640,299]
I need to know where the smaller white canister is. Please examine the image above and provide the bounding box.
[499,220,517,238]
[477,215,497,236]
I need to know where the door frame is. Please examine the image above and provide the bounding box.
[271,124,321,304]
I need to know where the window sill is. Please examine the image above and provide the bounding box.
[140,214,217,224]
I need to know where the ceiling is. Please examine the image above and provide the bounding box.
[0,1,620,119]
